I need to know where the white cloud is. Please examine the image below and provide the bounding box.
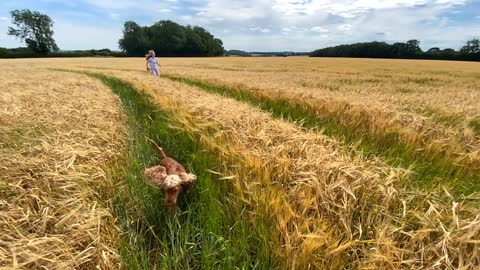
[193,0,473,51]
[338,24,352,31]
[79,0,179,16]
[272,0,466,17]
[83,0,140,10]
[435,0,464,4]
[193,0,272,22]
[0,17,8,21]
[249,26,271,33]
[109,12,120,19]
[311,26,328,33]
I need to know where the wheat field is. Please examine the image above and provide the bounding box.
[1,57,479,269]
[0,62,125,269]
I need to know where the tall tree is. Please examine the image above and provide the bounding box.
[118,21,149,56]
[184,26,206,56]
[391,42,408,57]
[118,20,223,57]
[149,20,187,56]
[7,9,59,53]
[426,47,440,54]
[460,38,480,54]
[406,39,422,56]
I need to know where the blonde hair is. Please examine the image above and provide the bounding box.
[148,50,155,56]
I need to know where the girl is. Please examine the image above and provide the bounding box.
[146,50,159,76]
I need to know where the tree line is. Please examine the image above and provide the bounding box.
[1,9,224,58]
[119,20,224,57]
[0,46,126,58]
[310,39,480,61]
[225,50,310,57]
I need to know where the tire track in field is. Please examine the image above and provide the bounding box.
[54,69,280,269]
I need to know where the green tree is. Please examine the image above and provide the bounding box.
[118,21,150,56]
[7,9,59,53]
[391,42,408,57]
[212,38,224,56]
[192,26,223,56]
[310,39,480,61]
[184,26,206,56]
[426,47,440,53]
[460,38,480,54]
[150,20,187,56]
[425,47,440,57]
[440,48,457,59]
[118,20,223,57]
[406,39,422,55]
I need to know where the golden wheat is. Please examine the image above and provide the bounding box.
[0,62,126,269]
[157,58,480,166]
[46,57,480,167]
[79,67,479,269]
[2,58,479,269]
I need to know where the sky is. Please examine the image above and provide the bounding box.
[0,0,479,52]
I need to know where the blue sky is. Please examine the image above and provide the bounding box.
[0,0,479,51]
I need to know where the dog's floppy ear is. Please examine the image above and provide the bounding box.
[162,174,182,189]
[144,165,167,187]
[179,172,197,184]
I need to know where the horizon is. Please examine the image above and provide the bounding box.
[1,0,479,52]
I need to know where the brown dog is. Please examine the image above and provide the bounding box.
[144,138,197,206]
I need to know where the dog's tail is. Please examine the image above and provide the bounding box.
[146,137,168,159]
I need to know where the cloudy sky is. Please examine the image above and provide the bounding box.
[0,0,479,51]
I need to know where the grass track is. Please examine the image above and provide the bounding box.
[161,74,479,196]
[82,72,276,269]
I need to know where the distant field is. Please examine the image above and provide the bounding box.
[1,57,479,269]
